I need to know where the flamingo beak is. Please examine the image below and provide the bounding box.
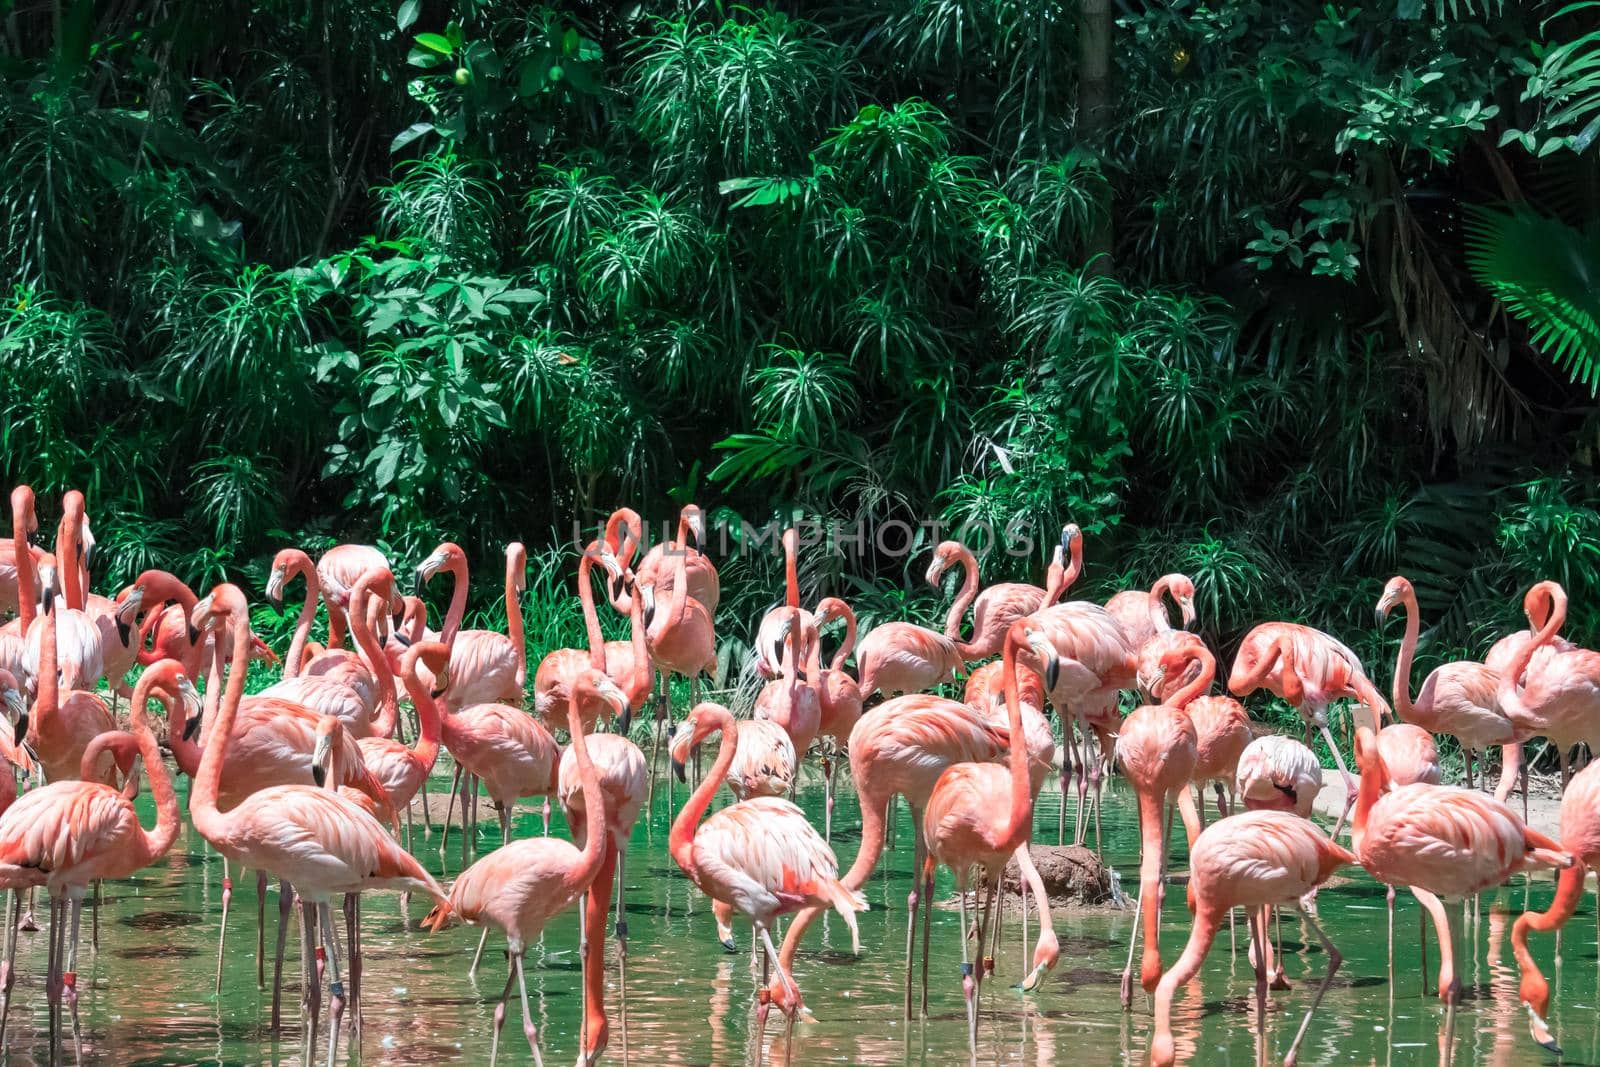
[115,587,143,643]
[1527,1002,1560,1053]
[671,754,687,783]
[265,569,285,615]
[183,714,202,742]
[10,712,26,746]
[431,665,450,700]
[598,549,624,581]
[393,630,413,649]
[312,764,327,788]
[178,678,201,721]
[616,702,633,736]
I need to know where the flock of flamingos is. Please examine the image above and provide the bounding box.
[0,485,1597,1065]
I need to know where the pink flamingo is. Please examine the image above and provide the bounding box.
[1229,621,1391,834]
[0,659,188,1057]
[753,613,822,758]
[927,539,1052,663]
[316,543,390,649]
[23,505,103,693]
[920,618,1053,1052]
[753,528,815,679]
[1352,725,1571,1008]
[425,669,627,1066]
[1486,579,1578,680]
[854,619,963,700]
[27,581,116,787]
[416,541,528,711]
[1511,757,1600,1052]
[1104,571,1197,653]
[813,596,863,840]
[190,584,445,1060]
[764,691,1011,1020]
[1028,599,1138,849]
[350,573,442,850]
[1140,632,1252,834]
[640,521,716,796]
[0,487,43,690]
[52,495,133,700]
[1114,675,1199,1005]
[558,722,647,1066]
[435,649,562,858]
[1237,735,1321,817]
[1378,575,1516,794]
[1495,581,1600,788]
[1039,523,1084,609]
[265,548,380,711]
[605,504,719,614]
[1150,810,1356,1067]
[533,543,625,731]
[668,701,866,1040]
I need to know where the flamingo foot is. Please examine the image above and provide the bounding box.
[17,913,36,934]
[1526,1002,1561,1053]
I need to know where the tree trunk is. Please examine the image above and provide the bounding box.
[1078,0,1113,275]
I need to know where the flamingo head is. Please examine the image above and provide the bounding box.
[1014,620,1059,692]
[575,669,628,727]
[311,718,338,788]
[413,542,463,594]
[1016,927,1059,992]
[671,702,732,782]
[1374,576,1412,625]
[115,583,144,643]
[0,669,23,743]
[1168,574,1197,628]
[78,514,96,574]
[681,504,705,550]
[924,541,961,586]
[403,640,452,700]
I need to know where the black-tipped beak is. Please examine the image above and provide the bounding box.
[187,623,200,645]
[269,592,284,616]
[643,604,656,630]
[1044,654,1060,693]
[311,765,327,788]
[42,595,53,617]
[431,685,447,700]
[794,669,808,683]
[617,705,633,736]
[413,569,426,597]
[12,714,26,745]
[117,618,132,646]
[80,542,94,572]
[720,937,737,953]
[671,756,687,783]
[393,630,413,648]
[183,714,202,742]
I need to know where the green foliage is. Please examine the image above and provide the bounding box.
[0,0,1594,686]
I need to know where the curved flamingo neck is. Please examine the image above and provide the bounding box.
[1350,737,1387,854]
[1391,587,1419,721]
[577,551,605,671]
[999,631,1033,851]
[191,598,254,838]
[1148,576,1176,631]
[665,528,689,631]
[827,602,857,672]
[398,655,444,769]
[1168,646,1215,707]
[628,588,650,701]
[11,488,35,633]
[349,573,398,738]
[130,673,181,860]
[669,709,739,881]
[941,544,981,647]
[31,598,59,747]
[284,552,318,680]
[60,496,87,611]
[1499,585,1568,724]
[1512,862,1584,1022]
[603,508,642,612]
[564,679,609,894]
[162,682,201,778]
[505,544,527,688]
[783,528,800,609]
[439,555,468,647]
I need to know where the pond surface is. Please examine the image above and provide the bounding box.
[0,760,1591,1065]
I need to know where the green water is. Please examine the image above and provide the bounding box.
[0,764,1590,1065]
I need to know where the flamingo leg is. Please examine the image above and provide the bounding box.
[1271,906,1289,990]
[1120,873,1143,1009]
[1386,885,1395,983]
[615,848,629,1061]
[215,857,232,993]
[1412,887,1457,1003]
[345,893,363,1035]
[513,951,544,1067]
[823,751,834,843]
[0,890,19,1049]
[46,895,62,1063]
[301,898,322,1059]
[271,880,292,1032]
[320,903,346,1066]
[1247,907,1268,1032]
[1420,899,1430,996]
[499,803,511,849]
[959,883,977,1056]
[439,762,461,862]
[920,858,934,1016]
[65,894,83,1062]
[91,878,100,952]
[1321,722,1358,840]
[1057,715,1071,846]
[976,879,998,1019]
[1283,905,1341,1066]
[903,823,925,1020]
[488,952,516,1067]
[257,870,268,988]
[471,926,492,976]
